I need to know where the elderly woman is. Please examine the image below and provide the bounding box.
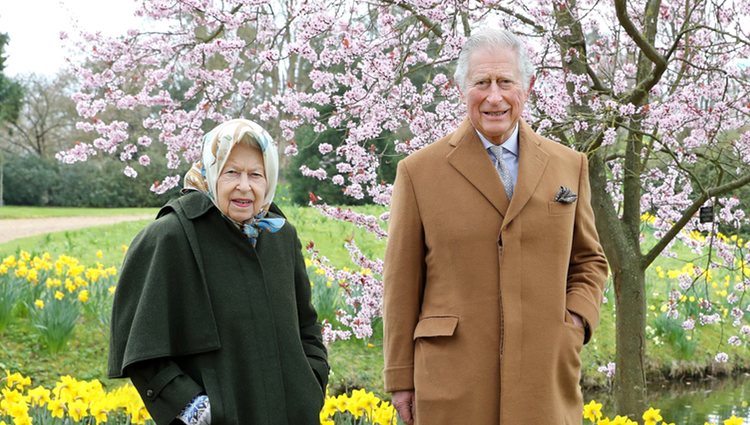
[109,119,328,425]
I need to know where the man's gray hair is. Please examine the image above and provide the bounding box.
[454,27,535,94]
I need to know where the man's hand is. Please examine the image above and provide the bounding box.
[392,390,415,424]
[570,311,584,328]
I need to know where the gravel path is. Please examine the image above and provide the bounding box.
[0,214,155,244]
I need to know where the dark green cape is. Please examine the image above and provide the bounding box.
[109,191,328,424]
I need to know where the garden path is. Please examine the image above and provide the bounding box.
[0,214,154,244]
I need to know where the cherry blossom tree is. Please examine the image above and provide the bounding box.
[61,0,750,417]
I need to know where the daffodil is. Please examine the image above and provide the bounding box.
[642,407,663,425]
[583,400,603,422]
[78,290,90,303]
[27,386,51,406]
[47,398,65,418]
[4,371,31,390]
[724,416,744,425]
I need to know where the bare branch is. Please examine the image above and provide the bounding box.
[614,0,666,70]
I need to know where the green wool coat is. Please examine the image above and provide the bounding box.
[109,191,329,425]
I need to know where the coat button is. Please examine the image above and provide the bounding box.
[146,389,154,398]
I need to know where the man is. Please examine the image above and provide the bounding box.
[382,26,609,424]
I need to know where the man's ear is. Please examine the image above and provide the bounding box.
[457,82,466,103]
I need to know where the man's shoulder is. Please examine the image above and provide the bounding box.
[401,129,457,166]
[524,125,583,162]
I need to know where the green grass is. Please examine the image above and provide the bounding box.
[0,204,386,269]
[0,206,159,219]
[0,315,112,388]
[0,205,748,399]
[0,220,152,266]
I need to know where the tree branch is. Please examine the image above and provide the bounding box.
[381,0,443,38]
[643,173,750,268]
[614,0,666,70]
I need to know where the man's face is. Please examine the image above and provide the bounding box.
[462,46,529,145]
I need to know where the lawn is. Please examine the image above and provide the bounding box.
[0,204,748,401]
[0,206,158,219]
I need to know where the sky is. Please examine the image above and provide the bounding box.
[0,0,142,77]
[1,1,749,78]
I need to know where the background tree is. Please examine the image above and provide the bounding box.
[1,73,81,158]
[61,0,750,416]
[0,32,24,206]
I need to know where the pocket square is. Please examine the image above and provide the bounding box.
[554,186,577,204]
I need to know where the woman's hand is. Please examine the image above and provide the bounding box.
[177,395,211,425]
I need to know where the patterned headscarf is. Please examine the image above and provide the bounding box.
[183,119,284,244]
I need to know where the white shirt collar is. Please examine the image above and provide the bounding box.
[476,123,519,157]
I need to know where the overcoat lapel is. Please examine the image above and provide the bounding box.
[447,120,509,217]
[502,121,549,228]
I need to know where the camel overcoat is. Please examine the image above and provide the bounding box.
[383,120,608,424]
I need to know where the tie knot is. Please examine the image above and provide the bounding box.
[488,145,505,161]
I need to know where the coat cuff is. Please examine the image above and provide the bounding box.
[127,362,203,425]
[383,365,414,392]
[566,292,600,344]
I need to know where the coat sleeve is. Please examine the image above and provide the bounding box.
[566,153,609,343]
[292,229,329,394]
[382,160,426,392]
[125,359,203,425]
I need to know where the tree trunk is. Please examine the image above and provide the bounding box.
[0,153,4,207]
[613,266,647,418]
[588,153,647,417]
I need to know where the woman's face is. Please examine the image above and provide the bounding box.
[216,143,267,223]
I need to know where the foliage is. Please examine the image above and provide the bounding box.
[56,1,750,413]
[0,210,749,422]
[0,251,118,353]
[0,33,22,124]
[285,111,404,206]
[0,73,81,158]
[320,389,397,425]
[0,372,152,424]
[581,400,747,425]
[2,152,183,207]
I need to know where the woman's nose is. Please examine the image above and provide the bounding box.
[237,173,252,190]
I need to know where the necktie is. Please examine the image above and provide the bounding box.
[488,145,514,200]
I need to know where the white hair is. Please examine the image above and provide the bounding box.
[454,27,535,93]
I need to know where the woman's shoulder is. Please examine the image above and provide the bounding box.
[261,205,301,244]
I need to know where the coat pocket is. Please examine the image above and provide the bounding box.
[200,368,226,424]
[548,200,576,216]
[413,315,459,339]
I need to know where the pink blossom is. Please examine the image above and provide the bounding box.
[318,143,333,154]
[597,362,616,379]
[123,166,138,178]
[682,318,695,330]
[284,143,299,157]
